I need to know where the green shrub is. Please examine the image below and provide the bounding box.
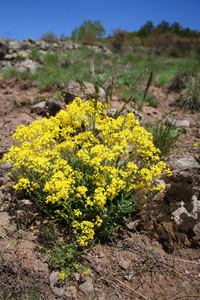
[29,48,43,63]
[177,74,200,111]
[41,31,59,43]
[3,98,171,247]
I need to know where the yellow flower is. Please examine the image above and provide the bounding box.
[83,268,91,275]
[58,272,65,281]
[74,209,82,216]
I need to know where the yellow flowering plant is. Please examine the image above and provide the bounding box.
[194,140,200,162]
[3,97,171,246]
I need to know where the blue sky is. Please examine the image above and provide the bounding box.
[1,0,200,40]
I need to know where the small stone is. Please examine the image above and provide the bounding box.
[20,199,32,205]
[106,108,118,118]
[49,271,66,297]
[30,101,46,115]
[34,260,49,275]
[118,259,131,270]
[74,272,81,281]
[79,277,94,294]
[0,177,4,185]
[4,88,12,95]
[0,211,11,227]
[64,286,77,298]
[0,191,4,206]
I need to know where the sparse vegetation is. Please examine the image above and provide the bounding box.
[177,73,200,110]
[144,120,182,157]
[41,31,59,43]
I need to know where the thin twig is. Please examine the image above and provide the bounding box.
[118,69,147,115]
[110,276,148,299]
[18,110,38,121]
[166,257,200,265]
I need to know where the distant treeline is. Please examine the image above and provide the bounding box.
[136,20,199,38]
[41,20,200,58]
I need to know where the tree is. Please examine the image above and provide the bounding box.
[111,28,127,53]
[138,21,154,37]
[156,20,170,34]
[71,20,106,42]
[171,22,182,35]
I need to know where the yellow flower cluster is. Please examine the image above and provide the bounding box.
[194,140,200,150]
[58,272,65,281]
[3,97,171,246]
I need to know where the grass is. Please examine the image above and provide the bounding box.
[178,73,200,111]
[1,45,200,97]
[144,119,182,157]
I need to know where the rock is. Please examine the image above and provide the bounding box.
[166,117,190,128]
[45,98,61,116]
[0,60,12,69]
[60,58,83,68]
[79,277,94,294]
[18,240,36,251]
[0,212,10,227]
[0,162,12,171]
[125,106,142,120]
[62,40,80,51]
[33,260,49,275]
[74,272,81,281]
[28,37,37,44]
[0,177,4,185]
[64,286,77,298]
[62,80,106,103]
[49,271,66,297]
[0,191,4,206]
[106,108,119,118]
[14,58,39,73]
[9,40,22,51]
[166,118,190,133]
[118,259,131,270]
[171,202,190,223]
[0,39,9,60]
[30,101,46,115]
[4,88,12,94]
[155,179,170,190]
[0,212,17,234]
[167,156,200,171]
[20,199,32,206]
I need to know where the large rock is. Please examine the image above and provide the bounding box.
[30,99,61,117]
[167,156,200,171]
[62,40,80,51]
[0,39,9,60]
[14,57,39,73]
[166,117,190,133]
[62,80,106,104]
[8,40,22,51]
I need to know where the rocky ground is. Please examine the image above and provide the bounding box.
[0,78,200,299]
